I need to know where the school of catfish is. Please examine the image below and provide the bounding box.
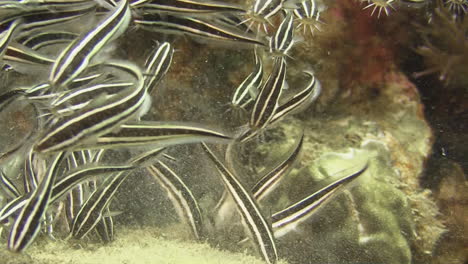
[0,1,369,263]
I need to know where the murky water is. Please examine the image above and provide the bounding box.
[0,0,466,264]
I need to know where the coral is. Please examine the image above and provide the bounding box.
[414,1,468,87]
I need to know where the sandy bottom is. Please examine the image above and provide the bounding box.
[2,227,286,264]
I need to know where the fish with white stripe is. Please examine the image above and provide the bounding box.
[35,61,147,153]
[49,0,131,88]
[134,13,265,47]
[272,162,368,237]
[143,42,173,94]
[75,121,231,150]
[239,57,287,142]
[269,12,295,58]
[147,160,204,240]
[131,0,245,14]
[7,151,65,252]
[201,143,278,264]
[270,70,320,125]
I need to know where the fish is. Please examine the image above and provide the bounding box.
[49,0,131,88]
[239,57,286,142]
[35,61,147,153]
[252,134,304,201]
[269,12,295,57]
[95,207,114,242]
[50,81,135,116]
[75,121,232,150]
[19,31,78,51]
[271,162,368,237]
[143,42,173,94]
[270,70,320,125]
[293,0,322,36]
[7,151,65,252]
[4,43,54,66]
[242,0,283,33]
[23,149,39,194]
[0,169,21,199]
[70,170,130,239]
[147,160,204,240]
[135,13,265,47]
[0,18,23,60]
[1,3,96,34]
[229,50,263,114]
[132,0,245,14]
[201,143,278,264]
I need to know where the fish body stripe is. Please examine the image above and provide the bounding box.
[252,134,303,201]
[270,71,319,124]
[253,0,282,18]
[20,31,77,51]
[35,62,145,153]
[7,151,65,252]
[201,143,277,264]
[232,51,263,106]
[0,169,21,198]
[144,42,173,94]
[71,171,129,239]
[0,18,22,58]
[135,0,245,13]
[4,44,54,65]
[80,122,231,148]
[51,82,134,109]
[0,196,28,223]
[49,0,131,87]
[148,161,204,240]
[51,165,134,204]
[135,14,265,46]
[250,57,286,129]
[294,0,318,19]
[271,163,368,235]
[269,12,294,55]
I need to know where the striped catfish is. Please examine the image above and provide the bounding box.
[50,81,135,116]
[49,0,131,88]
[270,70,320,125]
[4,43,54,66]
[0,18,22,60]
[0,169,21,199]
[147,160,204,240]
[7,151,65,252]
[75,121,231,150]
[143,42,173,94]
[70,170,130,239]
[23,149,39,193]
[269,12,295,57]
[252,134,303,201]
[242,0,283,32]
[132,0,245,13]
[215,134,303,228]
[0,3,96,34]
[272,163,368,237]
[239,57,286,142]
[19,31,78,51]
[230,50,263,112]
[0,164,135,223]
[293,0,322,35]
[35,61,147,153]
[201,143,278,264]
[95,207,114,243]
[0,196,27,224]
[134,13,265,47]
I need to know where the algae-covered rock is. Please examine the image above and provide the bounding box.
[234,70,443,264]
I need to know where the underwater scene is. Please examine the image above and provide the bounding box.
[0,0,466,263]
